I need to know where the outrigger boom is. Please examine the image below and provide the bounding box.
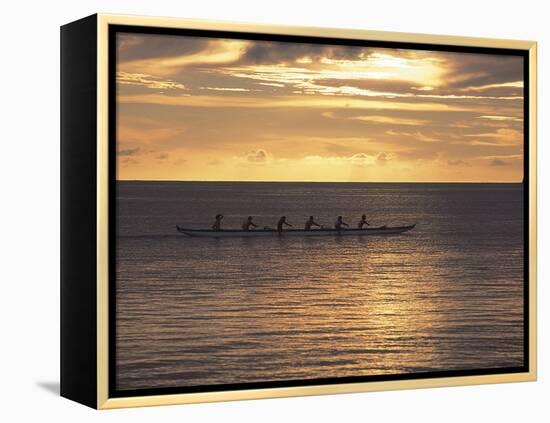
[176,224,416,238]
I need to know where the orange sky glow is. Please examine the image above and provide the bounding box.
[116,33,524,182]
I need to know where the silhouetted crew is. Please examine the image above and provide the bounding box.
[358,214,370,229]
[334,216,349,230]
[277,216,293,233]
[305,216,321,230]
[212,214,224,231]
[242,216,258,231]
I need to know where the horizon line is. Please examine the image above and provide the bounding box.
[116,179,524,184]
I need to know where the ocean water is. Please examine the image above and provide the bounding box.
[115,181,525,391]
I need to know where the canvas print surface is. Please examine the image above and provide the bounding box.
[114,31,525,392]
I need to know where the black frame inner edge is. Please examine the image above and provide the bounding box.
[107,24,530,398]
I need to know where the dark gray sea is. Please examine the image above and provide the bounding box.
[115,181,524,391]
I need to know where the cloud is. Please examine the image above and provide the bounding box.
[117,124,182,145]
[173,158,187,166]
[120,39,250,76]
[218,47,452,98]
[481,154,523,160]
[465,128,523,147]
[349,115,430,126]
[221,61,445,99]
[246,149,269,163]
[118,93,470,112]
[447,159,469,166]
[200,86,258,92]
[117,33,210,63]
[118,34,524,107]
[115,34,525,183]
[221,51,521,102]
[322,140,373,156]
[478,115,523,122]
[120,157,138,165]
[411,86,434,91]
[156,153,169,160]
[463,81,523,92]
[299,152,389,169]
[258,82,285,88]
[376,152,391,165]
[349,153,377,167]
[386,130,440,143]
[440,52,523,91]
[116,72,185,90]
[324,110,429,126]
[118,147,140,156]
[238,42,363,65]
[480,154,522,167]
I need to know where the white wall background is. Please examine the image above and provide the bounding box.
[0,0,546,420]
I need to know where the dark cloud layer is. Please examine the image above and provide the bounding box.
[238,42,364,65]
[118,147,140,156]
[490,159,510,166]
[117,33,210,63]
[439,52,524,90]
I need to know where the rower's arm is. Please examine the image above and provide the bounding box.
[285,222,293,227]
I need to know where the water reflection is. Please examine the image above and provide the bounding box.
[116,182,524,390]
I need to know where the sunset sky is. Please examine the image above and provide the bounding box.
[116,32,524,182]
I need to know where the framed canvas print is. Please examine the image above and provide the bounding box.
[60,14,537,409]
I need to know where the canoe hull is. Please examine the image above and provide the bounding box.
[176,224,415,238]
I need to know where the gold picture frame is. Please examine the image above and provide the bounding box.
[60,13,537,409]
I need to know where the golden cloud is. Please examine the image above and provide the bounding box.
[118,93,473,113]
[120,39,250,76]
[116,72,185,90]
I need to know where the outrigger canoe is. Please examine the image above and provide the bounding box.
[176,224,416,238]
